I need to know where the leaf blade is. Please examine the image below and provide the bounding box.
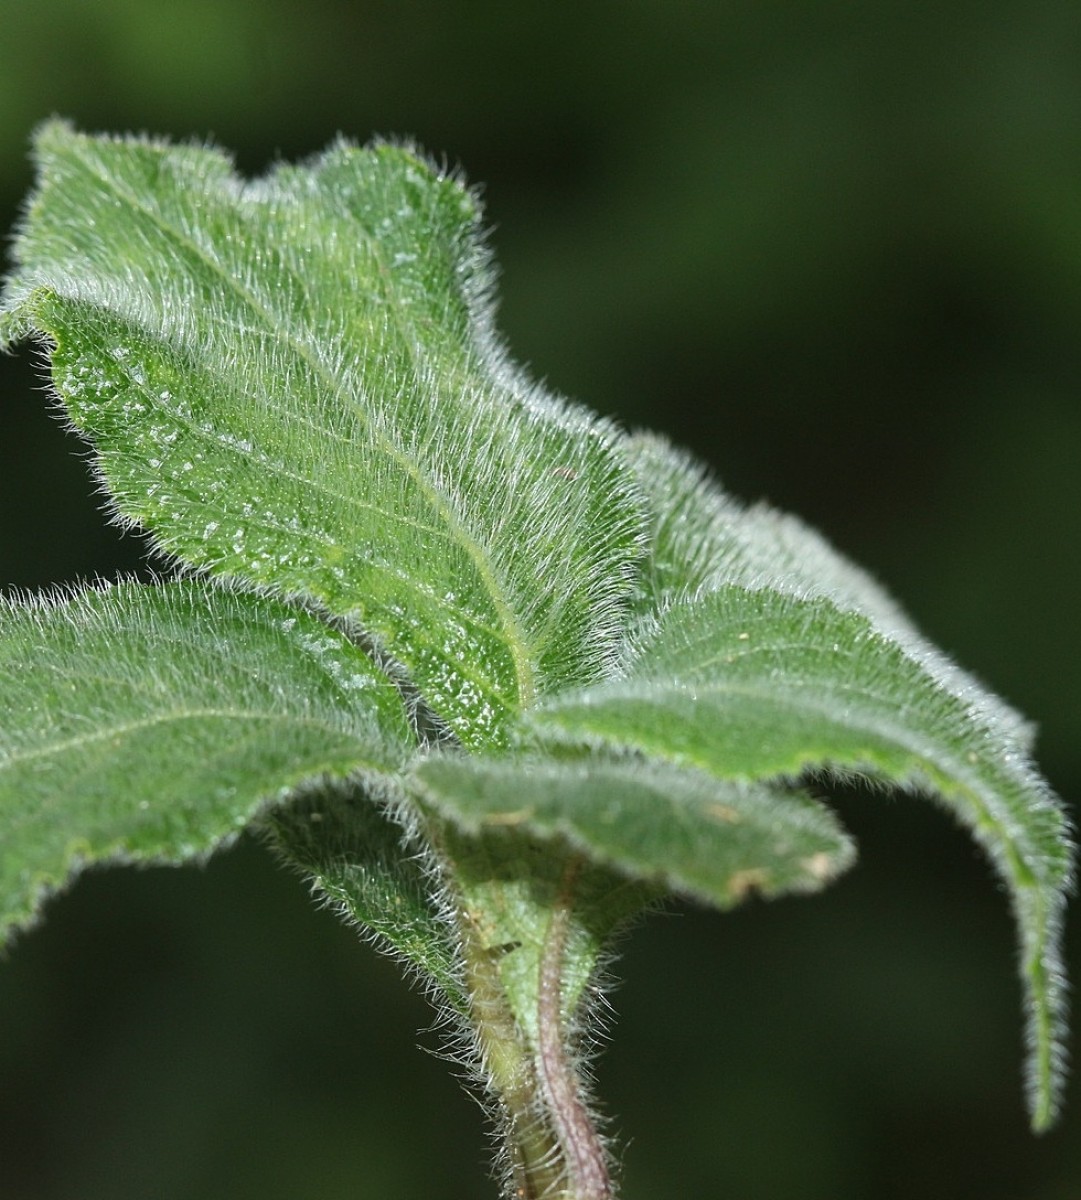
[1,123,644,747]
[412,753,855,910]
[624,431,1036,748]
[528,585,1073,1128]
[0,580,413,949]
[264,781,466,1012]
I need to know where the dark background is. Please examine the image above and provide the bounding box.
[1,2,1079,1197]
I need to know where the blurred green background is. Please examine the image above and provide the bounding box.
[1,2,1079,1197]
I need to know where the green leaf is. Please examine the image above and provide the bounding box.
[411,752,853,1149]
[0,124,1068,1157]
[412,754,854,910]
[0,580,413,949]
[264,780,466,1012]
[624,431,1036,749]
[528,585,1073,1129]
[625,431,915,622]
[0,122,643,749]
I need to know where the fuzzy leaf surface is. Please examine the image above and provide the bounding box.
[624,432,1035,747]
[412,755,854,911]
[528,584,1073,1129]
[0,581,413,948]
[265,782,465,1011]
[0,122,643,748]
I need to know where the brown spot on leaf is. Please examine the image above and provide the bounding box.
[800,852,833,881]
[727,867,770,901]
[481,807,535,826]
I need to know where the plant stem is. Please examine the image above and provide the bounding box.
[454,856,614,1200]
[459,906,567,1199]
[535,858,613,1200]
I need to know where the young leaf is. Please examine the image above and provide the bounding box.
[624,431,1036,748]
[412,754,854,910]
[0,122,644,749]
[0,580,413,949]
[527,585,1073,1129]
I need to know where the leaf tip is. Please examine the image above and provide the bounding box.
[31,115,78,154]
[799,850,839,883]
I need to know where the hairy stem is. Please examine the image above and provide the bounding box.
[536,858,613,1199]
[459,906,567,1199]
[445,837,615,1199]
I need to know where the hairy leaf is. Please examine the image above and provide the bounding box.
[412,754,854,910]
[0,122,643,749]
[527,585,1072,1129]
[0,580,413,948]
[265,781,466,1011]
[0,125,1070,1154]
[411,751,851,1173]
[624,431,1035,748]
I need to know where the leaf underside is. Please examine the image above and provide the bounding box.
[0,123,1071,1131]
[264,781,466,1012]
[414,754,854,910]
